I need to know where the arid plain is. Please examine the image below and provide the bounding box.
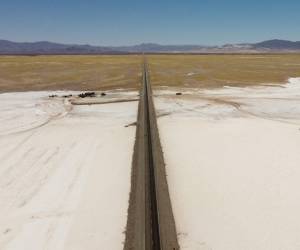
[1,54,300,92]
[1,54,300,250]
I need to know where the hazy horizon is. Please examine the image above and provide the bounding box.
[1,0,300,46]
[2,38,300,48]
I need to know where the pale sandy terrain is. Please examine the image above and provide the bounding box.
[155,78,300,250]
[0,91,138,250]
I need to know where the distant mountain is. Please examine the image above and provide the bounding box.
[0,39,300,54]
[254,39,300,50]
[0,40,120,54]
[0,40,213,54]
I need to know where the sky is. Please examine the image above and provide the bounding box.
[1,0,300,46]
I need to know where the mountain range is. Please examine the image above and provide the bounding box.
[0,39,300,54]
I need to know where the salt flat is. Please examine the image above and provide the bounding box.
[0,91,138,250]
[155,78,300,250]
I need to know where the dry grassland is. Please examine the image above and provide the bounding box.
[1,54,300,92]
[148,54,300,88]
[0,55,141,92]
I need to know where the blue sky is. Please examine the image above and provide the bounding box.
[1,0,300,45]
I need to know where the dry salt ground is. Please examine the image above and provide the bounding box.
[1,77,300,250]
[0,91,138,250]
[155,77,300,250]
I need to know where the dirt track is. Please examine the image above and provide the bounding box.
[123,61,179,250]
